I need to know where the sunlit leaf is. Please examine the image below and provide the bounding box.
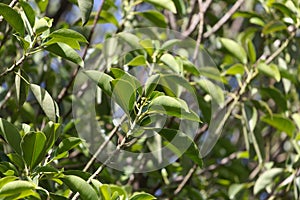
[261,115,295,137]
[136,10,167,27]
[30,84,58,121]
[62,175,98,200]
[130,192,156,200]
[144,0,177,13]
[21,131,46,169]
[220,38,247,64]
[84,70,113,96]
[254,168,284,195]
[45,42,84,67]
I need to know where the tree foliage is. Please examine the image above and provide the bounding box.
[0,0,300,199]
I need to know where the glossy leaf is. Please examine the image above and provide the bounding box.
[144,0,177,13]
[130,192,156,200]
[35,0,48,12]
[62,175,98,200]
[0,3,25,36]
[157,128,203,167]
[261,115,295,137]
[254,168,283,195]
[136,10,167,27]
[225,64,245,75]
[19,1,35,28]
[78,0,93,25]
[148,96,201,122]
[0,118,22,155]
[55,137,82,159]
[33,17,52,35]
[21,131,47,169]
[258,62,281,82]
[45,42,84,67]
[42,121,61,152]
[30,84,58,121]
[220,38,247,64]
[127,55,146,66]
[46,28,88,49]
[0,180,36,196]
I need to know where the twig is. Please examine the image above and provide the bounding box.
[174,164,197,195]
[182,0,212,38]
[0,55,26,78]
[192,0,205,62]
[203,0,245,38]
[57,0,105,103]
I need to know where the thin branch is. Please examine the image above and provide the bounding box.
[174,164,197,195]
[57,0,105,103]
[203,0,245,38]
[192,0,205,62]
[182,0,212,38]
[0,55,26,78]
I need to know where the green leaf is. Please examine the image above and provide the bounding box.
[198,67,225,82]
[30,84,58,121]
[0,118,22,155]
[257,62,281,82]
[55,137,82,159]
[0,3,25,37]
[35,0,48,12]
[19,1,36,28]
[21,131,47,169]
[130,192,156,200]
[243,104,258,133]
[136,10,167,27]
[160,53,180,73]
[261,115,296,137]
[0,180,36,196]
[144,0,177,13]
[62,175,98,200]
[254,168,284,195]
[15,69,29,107]
[111,79,136,113]
[262,21,287,35]
[157,129,202,167]
[228,183,246,199]
[84,70,113,96]
[127,55,146,66]
[33,17,52,35]
[148,96,201,122]
[144,74,160,97]
[78,0,93,25]
[139,39,154,56]
[225,64,245,75]
[118,32,141,49]
[220,38,247,64]
[7,153,25,169]
[45,42,84,67]
[260,87,287,111]
[182,59,200,75]
[0,176,17,189]
[197,79,224,106]
[247,40,256,64]
[45,28,88,49]
[42,121,61,152]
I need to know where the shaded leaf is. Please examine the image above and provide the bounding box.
[21,131,47,169]
[55,137,82,159]
[78,0,93,25]
[228,183,246,199]
[157,128,202,167]
[220,38,247,64]
[30,84,58,121]
[0,3,25,36]
[62,175,98,200]
[260,87,287,111]
[262,21,287,35]
[118,32,141,49]
[15,69,29,107]
[0,118,22,155]
[197,79,224,106]
[144,74,160,97]
[136,10,167,27]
